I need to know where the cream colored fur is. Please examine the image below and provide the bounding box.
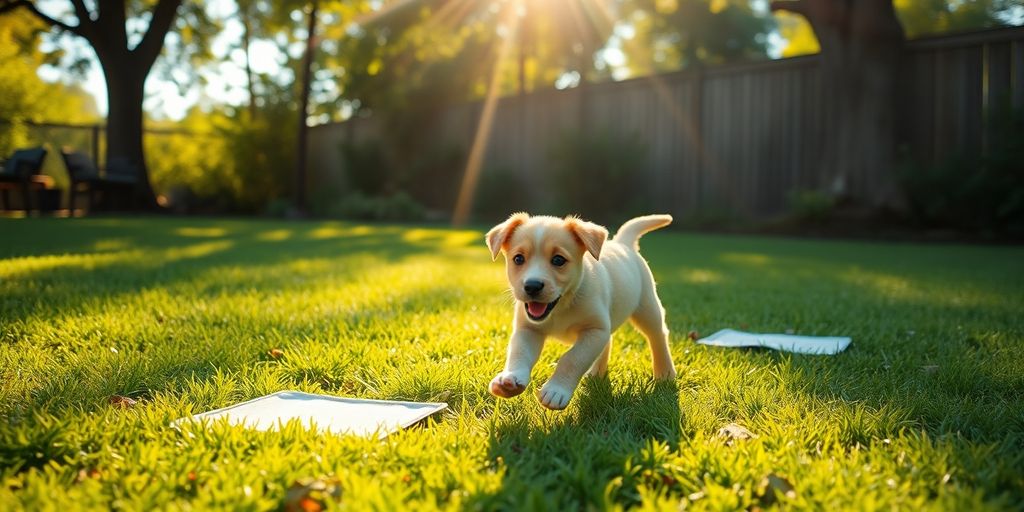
[485,213,676,410]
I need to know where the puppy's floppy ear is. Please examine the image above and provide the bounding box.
[485,212,529,261]
[565,216,608,260]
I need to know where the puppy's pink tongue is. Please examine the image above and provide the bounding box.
[527,302,548,317]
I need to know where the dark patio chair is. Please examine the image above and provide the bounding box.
[0,147,52,212]
[62,150,140,212]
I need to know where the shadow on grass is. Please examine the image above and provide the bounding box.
[0,218,478,325]
[11,281,475,418]
[641,232,1024,444]
[471,378,682,509]
[0,217,488,418]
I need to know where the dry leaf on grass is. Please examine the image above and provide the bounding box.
[268,348,285,359]
[687,330,700,341]
[285,477,342,512]
[717,423,757,445]
[108,395,137,408]
[75,468,102,482]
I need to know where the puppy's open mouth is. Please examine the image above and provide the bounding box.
[524,297,559,322]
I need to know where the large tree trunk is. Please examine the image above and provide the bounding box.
[102,56,157,209]
[2,0,182,211]
[772,0,905,208]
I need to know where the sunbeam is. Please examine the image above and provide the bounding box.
[452,3,520,226]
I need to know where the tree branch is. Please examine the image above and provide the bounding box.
[0,0,84,36]
[68,0,92,26]
[132,0,181,68]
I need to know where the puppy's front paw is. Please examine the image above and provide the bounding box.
[654,366,677,380]
[489,371,528,398]
[537,381,574,410]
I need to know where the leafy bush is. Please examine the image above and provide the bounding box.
[148,103,296,214]
[340,140,464,215]
[898,105,1024,235]
[326,191,425,221]
[787,189,835,224]
[224,105,296,212]
[548,129,648,221]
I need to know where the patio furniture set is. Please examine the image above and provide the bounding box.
[0,147,138,213]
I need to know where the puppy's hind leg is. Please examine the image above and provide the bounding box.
[630,289,677,380]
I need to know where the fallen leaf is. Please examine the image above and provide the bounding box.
[757,473,796,506]
[269,348,285,359]
[298,497,321,512]
[108,395,137,408]
[76,468,101,482]
[718,423,757,445]
[687,330,700,341]
[285,477,342,512]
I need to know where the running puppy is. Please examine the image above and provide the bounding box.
[486,213,676,410]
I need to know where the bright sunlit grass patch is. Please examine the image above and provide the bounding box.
[0,217,1022,509]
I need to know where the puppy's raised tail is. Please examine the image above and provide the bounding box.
[613,214,672,250]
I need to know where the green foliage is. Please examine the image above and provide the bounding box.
[787,190,836,224]
[898,105,1024,235]
[339,139,462,216]
[324,190,426,221]
[145,98,297,213]
[895,0,1018,38]
[624,0,776,74]
[0,12,99,157]
[548,129,648,222]
[781,0,1019,57]
[223,106,297,213]
[0,217,1022,509]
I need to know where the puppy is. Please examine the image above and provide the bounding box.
[485,213,676,410]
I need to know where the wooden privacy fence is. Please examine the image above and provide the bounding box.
[307,26,1024,219]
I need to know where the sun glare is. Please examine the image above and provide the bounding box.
[452,2,521,225]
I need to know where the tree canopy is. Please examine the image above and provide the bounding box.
[0,9,97,156]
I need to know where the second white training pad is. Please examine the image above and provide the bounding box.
[176,390,448,438]
[698,328,851,355]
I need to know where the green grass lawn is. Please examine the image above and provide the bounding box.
[1,217,1022,510]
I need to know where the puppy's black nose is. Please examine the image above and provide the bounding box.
[524,279,544,297]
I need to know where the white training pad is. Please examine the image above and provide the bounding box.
[174,390,448,438]
[697,328,851,355]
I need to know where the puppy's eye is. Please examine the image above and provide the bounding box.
[551,255,567,267]
[513,254,525,265]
